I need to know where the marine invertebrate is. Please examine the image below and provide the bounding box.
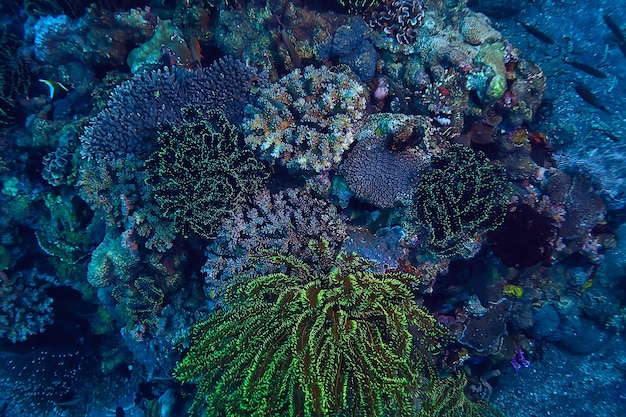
[145,109,270,240]
[418,372,505,417]
[0,270,54,343]
[460,14,502,46]
[80,56,260,163]
[0,32,30,129]
[203,187,347,295]
[243,65,368,172]
[80,66,190,162]
[367,0,427,44]
[42,147,76,186]
[340,113,435,208]
[409,144,510,257]
[176,244,447,416]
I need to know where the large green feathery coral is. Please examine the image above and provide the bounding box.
[145,108,270,240]
[175,240,448,416]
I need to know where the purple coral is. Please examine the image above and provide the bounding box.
[341,114,434,208]
[80,57,260,163]
[204,187,347,297]
[511,347,531,371]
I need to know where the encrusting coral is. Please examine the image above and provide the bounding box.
[145,108,270,240]
[243,64,368,172]
[175,240,448,417]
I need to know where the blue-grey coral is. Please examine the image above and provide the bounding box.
[0,270,54,343]
[204,187,347,296]
[80,56,261,162]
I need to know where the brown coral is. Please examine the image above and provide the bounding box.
[341,113,438,209]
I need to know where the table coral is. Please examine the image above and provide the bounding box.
[243,65,368,172]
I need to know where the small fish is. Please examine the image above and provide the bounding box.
[38,79,69,100]
[564,59,608,78]
[574,83,609,112]
[275,15,302,69]
[518,21,555,44]
[602,13,625,44]
[188,37,203,69]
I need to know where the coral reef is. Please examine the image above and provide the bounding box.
[340,113,439,208]
[0,269,54,343]
[487,204,558,269]
[145,108,270,240]
[26,6,156,66]
[176,244,447,416]
[0,31,29,129]
[243,65,368,172]
[408,144,510,257]
[367,0,427,44]
[204,187,347,296]
[0,348,85,415]
[80,56,260,162]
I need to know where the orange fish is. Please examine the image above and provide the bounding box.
[188,37,203,69]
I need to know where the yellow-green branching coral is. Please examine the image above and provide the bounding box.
[174,243,448,416]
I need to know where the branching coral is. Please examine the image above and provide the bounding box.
[409,144,510,257]
[243,65,368,172]
[145,109,270,240]
[0,270,54,343]
[80,57,260,163]
[175,242,448,416]
[203,187,347,296]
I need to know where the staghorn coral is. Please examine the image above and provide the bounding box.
[340,113,438,208]
[243,65,368,172]
[176,242,448,417]
[145,108,270,240]
[203,187,347,296]
[80,56,260,163]
[409,144,510,258]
